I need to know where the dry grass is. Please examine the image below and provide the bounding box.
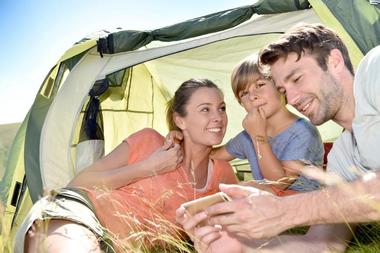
[14,188,196,253]
[1,128,380,252]
[101,212,194,253]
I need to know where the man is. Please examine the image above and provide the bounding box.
[178,24,380,252]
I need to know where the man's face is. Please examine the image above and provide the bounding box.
[270,52,343,125]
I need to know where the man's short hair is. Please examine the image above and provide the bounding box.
[259,23,354,75]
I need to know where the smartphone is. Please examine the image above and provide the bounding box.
[181,192,231,216]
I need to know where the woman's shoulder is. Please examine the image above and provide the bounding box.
[124,128,164,145]
[212,159,235,174]
[211,159,238,184]
[212,159,232,168]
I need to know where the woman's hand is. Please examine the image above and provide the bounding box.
[176,206,222,253]
[148,140,183,174]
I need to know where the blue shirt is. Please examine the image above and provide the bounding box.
[226,118,323,191]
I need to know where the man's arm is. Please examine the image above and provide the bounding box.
[291,171,380,225]
[243,224,353,253]
[206,174,380,240]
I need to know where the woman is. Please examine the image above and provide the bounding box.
[176,55,325,253]
[16,78,237,253]
[169,55,323,195]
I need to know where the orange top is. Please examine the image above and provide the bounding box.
[84,128,237,246]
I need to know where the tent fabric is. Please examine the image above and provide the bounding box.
[40,54,110,191]
[309,0,364,68]
[0,114,29,204]
[75,140,104,172]
[253,0,310,14]
[0,113,29,250]
[320,0,380,55]
[23,52,89,202]
[100,10,319,77]
[39,9,324,192]
[24,95,53,202]
[98,0,311,55]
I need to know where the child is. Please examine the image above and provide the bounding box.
[212,54,323,194]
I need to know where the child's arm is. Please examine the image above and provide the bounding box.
[252,138,300,189]
[210,145,235,161]
[243,108,299,189]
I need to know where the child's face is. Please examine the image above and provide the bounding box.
[238,75,283,117]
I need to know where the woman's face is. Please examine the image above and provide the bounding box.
[238,74,283,117]
[176,87,227,147]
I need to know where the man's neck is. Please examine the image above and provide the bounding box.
[333,72,355,131]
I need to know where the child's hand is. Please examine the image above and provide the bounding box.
[242,106,267,137]
[165,130,184,145]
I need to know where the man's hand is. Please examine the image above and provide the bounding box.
[205,184,295,242]
[176,206,222,253]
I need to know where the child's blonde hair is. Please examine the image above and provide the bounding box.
[231,55,262,103]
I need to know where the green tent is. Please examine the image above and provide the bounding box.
[1,0,379,251]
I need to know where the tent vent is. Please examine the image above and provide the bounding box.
[10,181,22,207]
[42,77,55,98]
[84,79,109,139]
[97,35,114,57]
[97,38,108,57]
[294,0,311,10]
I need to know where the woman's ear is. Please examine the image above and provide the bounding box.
[173,113,186,130]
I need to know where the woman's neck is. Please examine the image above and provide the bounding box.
[266,107,297,137]
[181,139,212,189]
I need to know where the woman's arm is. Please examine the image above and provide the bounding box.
[68,140,182,190]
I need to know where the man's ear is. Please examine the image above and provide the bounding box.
[173,113,186,130]
[328,48,345,72]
